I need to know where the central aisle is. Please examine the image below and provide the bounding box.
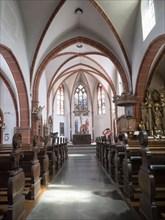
[27,147,139,220]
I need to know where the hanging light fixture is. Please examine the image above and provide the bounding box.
[76,44,82,48]
[75,8,83,15]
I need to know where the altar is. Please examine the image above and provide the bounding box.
[73,134,91,145]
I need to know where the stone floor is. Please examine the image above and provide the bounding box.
[26,146,140,220]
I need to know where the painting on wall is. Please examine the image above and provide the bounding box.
[125,106,134,117]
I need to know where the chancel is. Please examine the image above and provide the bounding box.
[0,1,165,220]
[73,98,91,144]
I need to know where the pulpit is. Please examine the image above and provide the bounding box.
[73,134,91,145]
[113,92,138,137]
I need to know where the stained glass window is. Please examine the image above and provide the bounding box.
[97,83,106,115]
[57,85,64,115]
[74,84,88,116]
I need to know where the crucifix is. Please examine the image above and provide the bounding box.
[73,105,90,134]
[73,107,89,125]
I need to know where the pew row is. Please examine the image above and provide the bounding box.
[0,134,25,220]
[138,130,165,220]
[20,144,41,200]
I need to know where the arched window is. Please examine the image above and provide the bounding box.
[141,0,156,41]
[57,84,64,115]
[74,84,88,116]
[97,83,106,115]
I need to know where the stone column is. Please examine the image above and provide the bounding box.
[91,110,94,142]
[70,111,72,142]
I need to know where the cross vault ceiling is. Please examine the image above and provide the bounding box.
[19,0,164,98]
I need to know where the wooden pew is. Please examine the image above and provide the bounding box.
[122,135,142,200]
[114,141,126,184]
[107,143,116,178]
[121,133,165,201]
[59,137,65,166]
[36,137,50,186]
[138,130,165,220]
[96,136,107,168]
[59,137,68,164]
[38,135,68,185]
[0,133,25,220]
[96,136,116,178]
[96,136,104,164]
[101,136,108,169]
[20,138,41,200]
[54,137,65,170]
[47,141,56,178]
[96,137,102,160]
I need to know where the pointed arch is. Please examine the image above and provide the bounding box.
[0,71,19,127]
[135,35,165,121]
[32,37,128,107]
[0,109,4,144]
[31,0,131,86]
[30,0,66,80]
[0,44,30,143]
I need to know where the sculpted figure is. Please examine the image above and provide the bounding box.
[160,87,165,106]
[154,104,162,130]
[35,106,44,120]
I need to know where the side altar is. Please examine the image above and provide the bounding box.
[73,134,91,145]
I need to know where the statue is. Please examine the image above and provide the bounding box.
[160,87,165,106]
[144,87,152,106]
[35,106,44,120]
[75,120,78,134]
[154,104,162,131]
[80,119,89,134]
[48,115,53,133]
[138,120,145,130]
[12,133,22,149]
[140,87,165,136]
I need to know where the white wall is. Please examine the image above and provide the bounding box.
[39,71,47,124]
[0,0,30,106]
[0,55,20,123]
[132,0,165,92]
[53,84,70,140]
[0,79,16,144]
[93,83,111,140]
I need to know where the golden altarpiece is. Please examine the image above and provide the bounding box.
[139,87,165,136]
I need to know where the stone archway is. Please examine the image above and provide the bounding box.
[0,71,19,127]
[32,37,128,139]
[0,44,30,143]
[0,109,3,144]
[135,35,165,122]
[32,37,128,104]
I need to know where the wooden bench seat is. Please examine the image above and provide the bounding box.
[138,130,165,220]
[122,142,142,200]
[47,145,56,178]
[37,145,50,186]
[20,144,41,200]
[0,134,25,220]
[114,143,125,184]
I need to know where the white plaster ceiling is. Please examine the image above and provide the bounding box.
[18,0,140,99]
